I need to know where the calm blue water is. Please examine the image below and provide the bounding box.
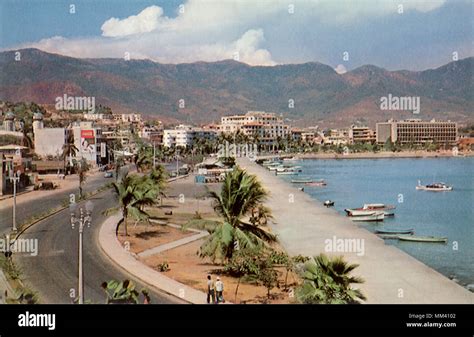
[279,158,474,286]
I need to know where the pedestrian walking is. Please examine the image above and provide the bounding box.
[215,277,224,303]
[206,275,215,304]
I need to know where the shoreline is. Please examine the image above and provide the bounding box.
[236,157,474,304]
[257,151,474,161]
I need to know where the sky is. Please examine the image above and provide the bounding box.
[0,0,472,71]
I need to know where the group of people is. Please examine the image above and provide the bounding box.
[206,275,225,304]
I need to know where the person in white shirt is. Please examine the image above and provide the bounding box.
[215,277,224,303]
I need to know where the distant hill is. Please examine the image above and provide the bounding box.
[0,48,472,127]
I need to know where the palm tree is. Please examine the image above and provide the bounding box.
[199,167,276,263]
[62,132,78,175]
[296,254,366,304]
[110,172,158,236]
[76,159,89,199]
[135,146,153,172]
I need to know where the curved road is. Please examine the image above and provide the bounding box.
[1,173,182,304]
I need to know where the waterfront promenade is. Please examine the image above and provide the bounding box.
[236,158,474,304]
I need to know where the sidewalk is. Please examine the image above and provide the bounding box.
[99,213,208,304]
[237,157,474,304]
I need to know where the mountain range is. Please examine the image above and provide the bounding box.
[0,48,472,127]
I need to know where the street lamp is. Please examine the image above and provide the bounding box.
[69,200,94,304]
[8,170,21,232]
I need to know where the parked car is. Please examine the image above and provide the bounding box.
[104,171,113,178]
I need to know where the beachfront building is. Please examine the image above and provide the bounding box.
[219,111,290,149]
[349,125,376,144]
[322,129,349,145]
[376,119,457,145]
[163,125,216,148]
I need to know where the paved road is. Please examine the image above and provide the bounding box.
[13,188,183,304]
[0,172,109,236]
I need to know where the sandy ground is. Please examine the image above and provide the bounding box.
[142,239,299,304]
[117,222,195,255]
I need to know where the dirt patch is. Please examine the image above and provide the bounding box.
[142,239,300,304]
[117,222,195,255]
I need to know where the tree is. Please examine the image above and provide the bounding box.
[199,167,276,263]
[110,172,158,236]
[75,158,89,199]
[101,279,148,304]
[135,145,153,172]
[62,132,78,175]
[296,254,366,304]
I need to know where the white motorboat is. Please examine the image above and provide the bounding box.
[416,181,452,191]
[350,211,385,222]
[345,203,395,216]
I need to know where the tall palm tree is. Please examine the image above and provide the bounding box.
[135,146,153,172]
[62,132,78,175]
[111,172,158,236]
[296,254,366,304]
[76,159,89,199]
[199,167,276,263]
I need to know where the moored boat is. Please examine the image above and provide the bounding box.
[291,178,314,184]
[345,203,395,216]
[350,211,385,222]
[324,200,334,207]
[397,235,448,243]
[416,180,452,191]
[305,181,327,187]
[375,229,414,235]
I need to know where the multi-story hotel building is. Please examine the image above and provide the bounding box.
[376,119,457,145]
[349,125,376,144]
[219,111,290,147]
[163,125,216,148]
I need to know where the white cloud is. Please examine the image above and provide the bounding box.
[101,6,167,37]
[13,0,447,66]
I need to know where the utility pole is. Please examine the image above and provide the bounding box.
[8,170,21,232]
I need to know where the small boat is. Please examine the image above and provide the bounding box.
[291,178,314,184]
[276,170,300,175]
[375,229,414,235]
[306,181,327,187]
[416,180,452,191]
[276,166,302,175]
[397,235,448,243]
[283,157,297,162]
[324,200,334,207]
[350,212,385,222]
[345,203,395,216]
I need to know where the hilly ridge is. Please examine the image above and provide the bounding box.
[0,48,472,126]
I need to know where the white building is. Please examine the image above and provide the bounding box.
[163,125,216,148]
[34,127,69,158]
[219,111,290,148]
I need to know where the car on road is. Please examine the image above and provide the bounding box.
[104,171,113,178]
